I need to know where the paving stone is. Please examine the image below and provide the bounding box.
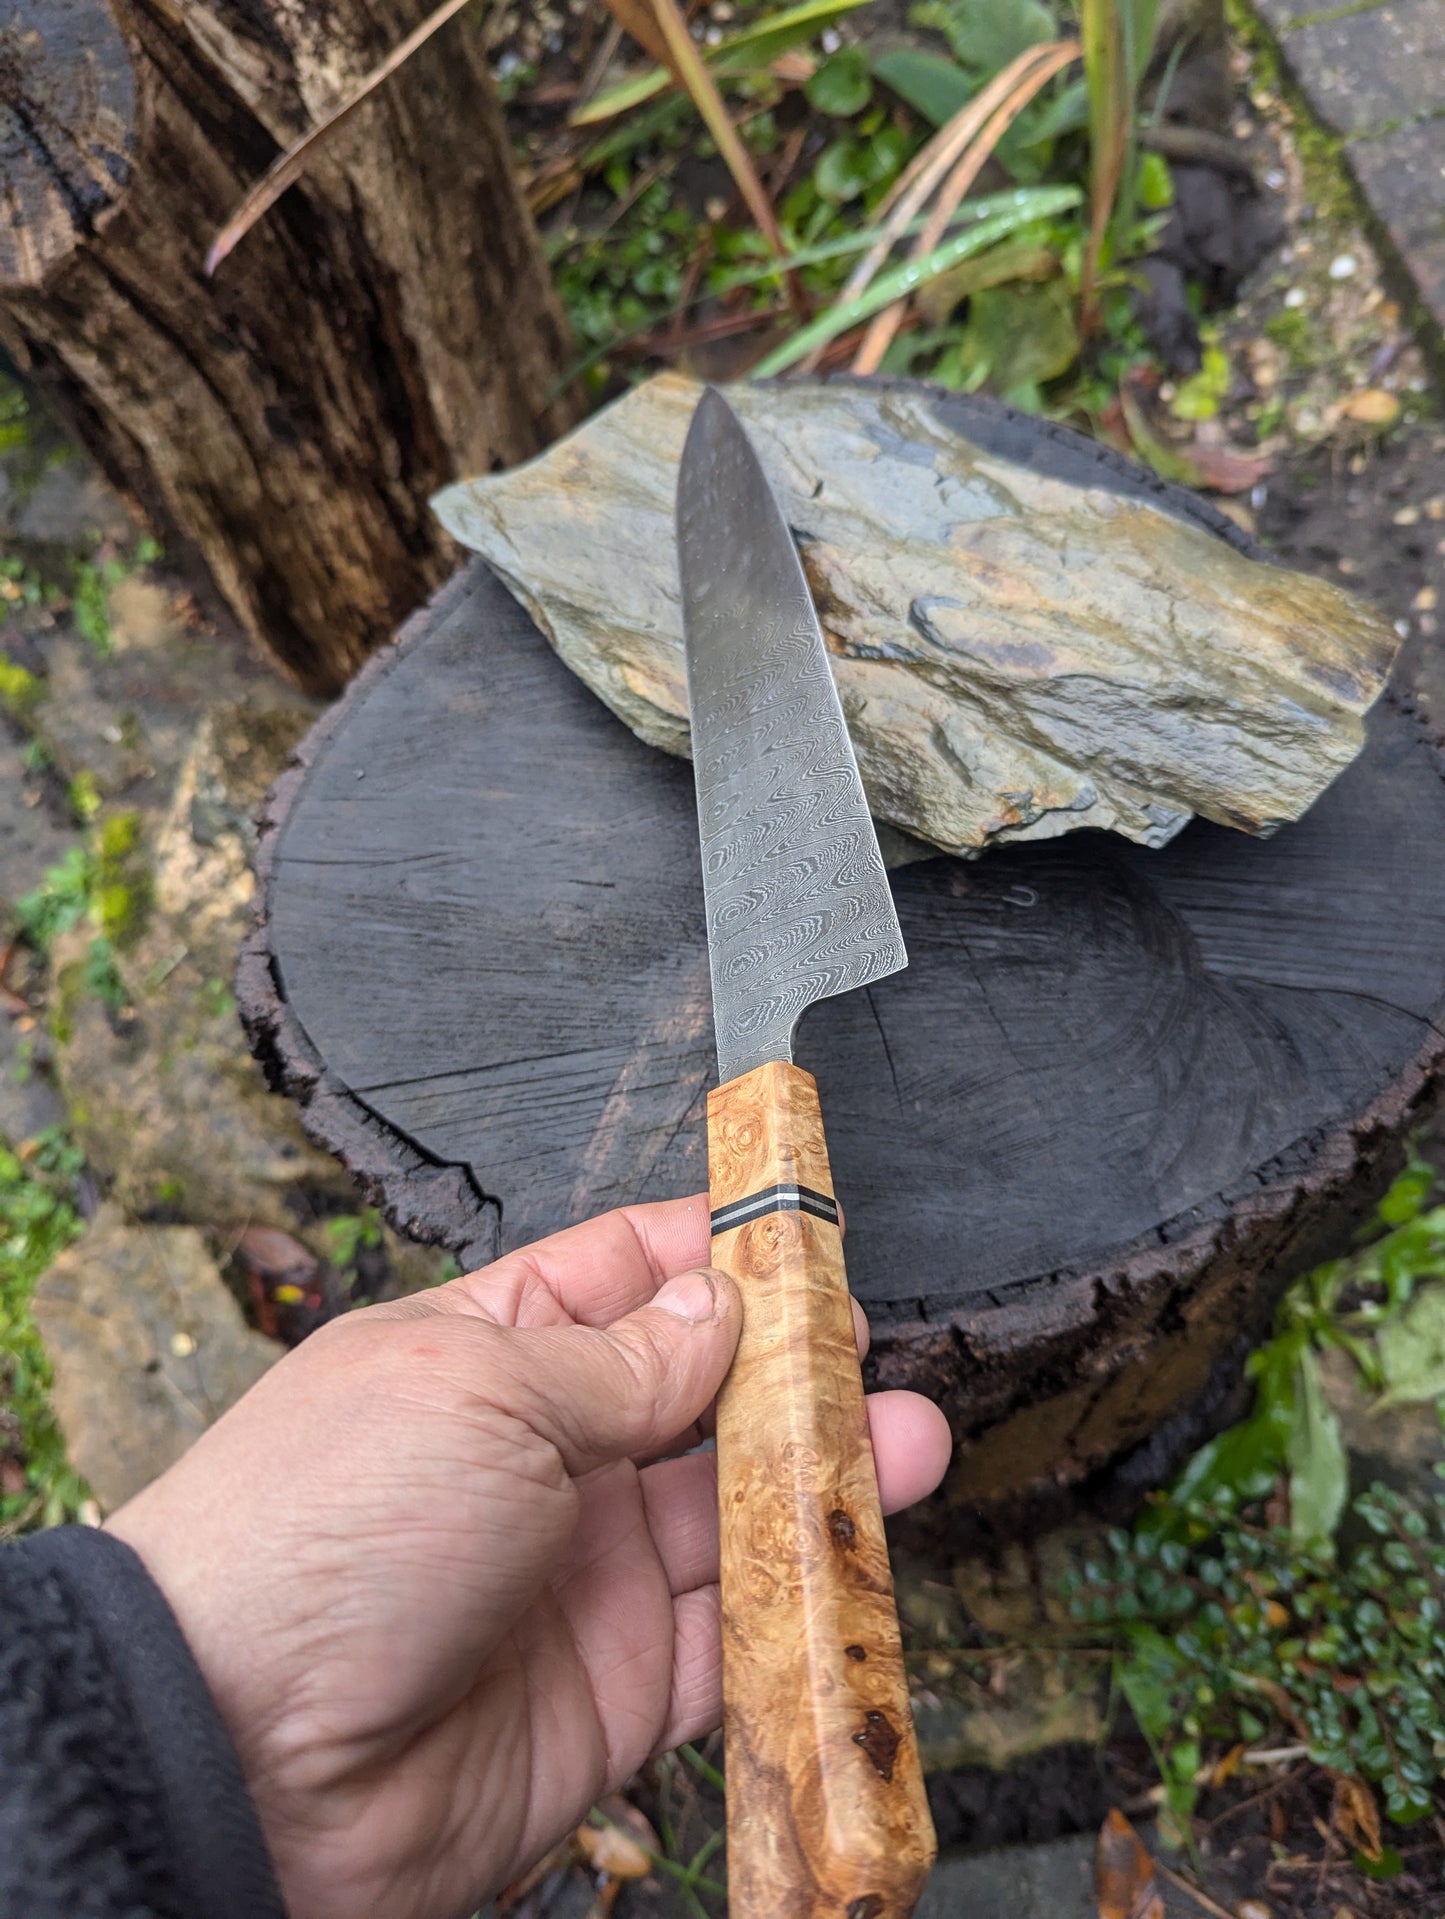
[916,1832,1202,1919]
[32,1202,280,1512]
[1348,117,1445,337]
[1279,0,1445,139]
[0,722,75,910]
[1248,0,1337,38]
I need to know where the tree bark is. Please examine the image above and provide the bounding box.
[0,0,576,694]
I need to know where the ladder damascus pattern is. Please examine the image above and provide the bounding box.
[677,387,907,1085]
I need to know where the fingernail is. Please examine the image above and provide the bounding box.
[653,1269,718,1323]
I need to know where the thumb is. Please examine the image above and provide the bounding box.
[504,1267,741,1474]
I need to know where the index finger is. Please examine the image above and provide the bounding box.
[432,1192,714,1330]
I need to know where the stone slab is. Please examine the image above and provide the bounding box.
[1280,0,1445,139]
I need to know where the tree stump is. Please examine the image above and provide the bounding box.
[0,0,575,694]
[239,394,1445,1535]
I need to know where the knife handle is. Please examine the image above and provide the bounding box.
[707,1058,936,1919]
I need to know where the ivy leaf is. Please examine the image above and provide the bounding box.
[1286,1346,1347,1548]
[1377,1282,1445,1405]
[806,45,871,115]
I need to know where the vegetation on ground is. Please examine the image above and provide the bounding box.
[1068,1158,1445,1862]
[0,1126,89,1535]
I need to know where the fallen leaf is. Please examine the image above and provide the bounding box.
[1341,388,1402,427]
[1182,437,1272,495]
[1118,386,1269,494]
[595,1791,661,1856]
[1332,1773,1383,1862]
[1210,1742,1247,1789]
[577,1818,652,1879]
[1096,1808,1165,1919]
[233,1225,320,1284]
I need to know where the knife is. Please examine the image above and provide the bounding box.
[676,386,937,1919]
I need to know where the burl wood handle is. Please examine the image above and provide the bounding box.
[708,1058,936,1918]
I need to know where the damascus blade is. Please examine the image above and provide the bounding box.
[676,386,907,1084]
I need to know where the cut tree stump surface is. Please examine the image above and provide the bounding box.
[240,394,1445,1525]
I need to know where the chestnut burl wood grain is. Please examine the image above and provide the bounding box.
[709,1059,936,1917]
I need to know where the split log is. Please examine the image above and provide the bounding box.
[239,395,1445,1536]
[0,0,575,694]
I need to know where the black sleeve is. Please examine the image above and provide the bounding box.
[0,1525,288,1919]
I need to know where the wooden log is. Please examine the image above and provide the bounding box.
[239,394,1445,1535]
[0,0,575,695]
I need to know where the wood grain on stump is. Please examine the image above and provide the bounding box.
[239,398,1445,1531]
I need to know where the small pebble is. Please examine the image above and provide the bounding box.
[355,768,366,779]
[1394,504,1421,525]
[1250,481,1269,510]
[1236,1903,1273,1919]
[705,195,728,221]
[1427,496,1445,519]
[1414,585,1438,611]
[1328,253,1357,279]
[1337,556,1359,575]
[170,1331,197,1357]
[1264,167,1286,189]
[1283,286,1307,308]
[820,24,841,48]
[1396,618,1412,638]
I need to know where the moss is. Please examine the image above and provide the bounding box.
[0,658,44,721]
[1226,0,1358,227]
[92,809,152,950]
[1265,308,1312,357]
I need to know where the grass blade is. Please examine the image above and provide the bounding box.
[750,183,1082,376]
[571,0,871,126]
[1079,0,1147,333]
[797,40,1070,371]
[850,37,1079,373]
[643,0,792,266]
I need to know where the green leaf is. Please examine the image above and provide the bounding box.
[572,0,874,125]
[1378,1160,1435,1227]
[750,183,1082,376]
[806,45,871,115]
[814,135,874,203]
[1169,342,1230,421]
[1377,1283,1445,1405]
[1117,1623,1187,1743]
[915,234,1057,325]
[871,47,974,126]
[1137,149,1173,210]
[1355,1844,1404,1880]
[911,0,1059,76]
[957,276,1078,390]
[1286,1347,1348,1548]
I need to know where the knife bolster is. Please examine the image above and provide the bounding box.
[708,1059,936,1918]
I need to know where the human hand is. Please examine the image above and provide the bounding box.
[108,1195,951,1919]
